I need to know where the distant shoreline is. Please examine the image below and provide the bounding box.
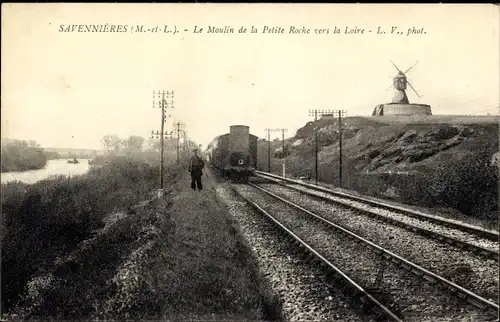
[1,159,86,173]
[0,164,48,174]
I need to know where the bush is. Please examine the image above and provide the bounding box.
[387,173,434,205]
[1,158,162,312]
[378,141,498,219]
[427,142,498,218]
[1,139,48,172]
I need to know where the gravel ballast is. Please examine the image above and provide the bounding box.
[284,181,499,253]
[234,183,497,321]
[257,182,499,303]
[214,184,377,322]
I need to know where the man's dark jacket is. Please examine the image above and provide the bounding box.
[188,155,205,176]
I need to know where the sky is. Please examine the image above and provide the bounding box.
[2,4,499,150]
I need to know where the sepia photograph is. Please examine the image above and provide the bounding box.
[1,3,499,321]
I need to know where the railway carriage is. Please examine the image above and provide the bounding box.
[206,125,257,182]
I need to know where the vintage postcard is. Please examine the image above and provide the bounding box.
[1,3,499,321]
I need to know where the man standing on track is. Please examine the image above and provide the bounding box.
[188,148,204,191]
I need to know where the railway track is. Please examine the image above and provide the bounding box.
[255,171,499,260]
[230,181,499,321]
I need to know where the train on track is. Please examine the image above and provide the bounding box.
[205,125,257,182]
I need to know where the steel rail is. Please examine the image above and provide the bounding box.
[255,173,498,260]
[248,182,499,317]
[255,170,499,241]
[229,184,403,322]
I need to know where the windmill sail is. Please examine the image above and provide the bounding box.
[407,80,421,98]
[390,60,403,73]
[404,61,419,74]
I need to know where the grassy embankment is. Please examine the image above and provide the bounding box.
[1,155,282,320]
[257,116,499,227]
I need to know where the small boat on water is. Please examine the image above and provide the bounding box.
[67,158,80,164]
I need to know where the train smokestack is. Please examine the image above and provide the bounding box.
[229,125,250,152]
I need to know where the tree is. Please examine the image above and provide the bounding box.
[1,139,47,172]
[101,134,121,154]
[124,136,145,154]
[4,139,29,150]
[147,137,176,152]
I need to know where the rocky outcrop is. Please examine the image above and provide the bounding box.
[257,116,498,220]
[354,125,476,172]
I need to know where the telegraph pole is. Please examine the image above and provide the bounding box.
[264,128,272,172]
[182,130,187,156]
[265,128,288,176]
[337,110,347,187]
[173,121,185,164]
[280,129,288,177]
[309,109,336,185]
[281,129,286,158]
[274,128,287,177]
[152,90,174,198]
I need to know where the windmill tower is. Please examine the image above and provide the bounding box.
[387,60,420,104]
[372,60,432,116]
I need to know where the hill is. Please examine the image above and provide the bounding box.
[257,115,499,223]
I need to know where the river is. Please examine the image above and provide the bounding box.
[1,159,92,185]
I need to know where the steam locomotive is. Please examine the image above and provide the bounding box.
[205,125,257,182]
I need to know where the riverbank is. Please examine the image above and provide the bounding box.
[1,150,48,173]
[1,157,159,313]
[0,139,54,173]
[1,157,282,320]
[1,159,92,185]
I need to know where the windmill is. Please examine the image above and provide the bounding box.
[385,60,421,104]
